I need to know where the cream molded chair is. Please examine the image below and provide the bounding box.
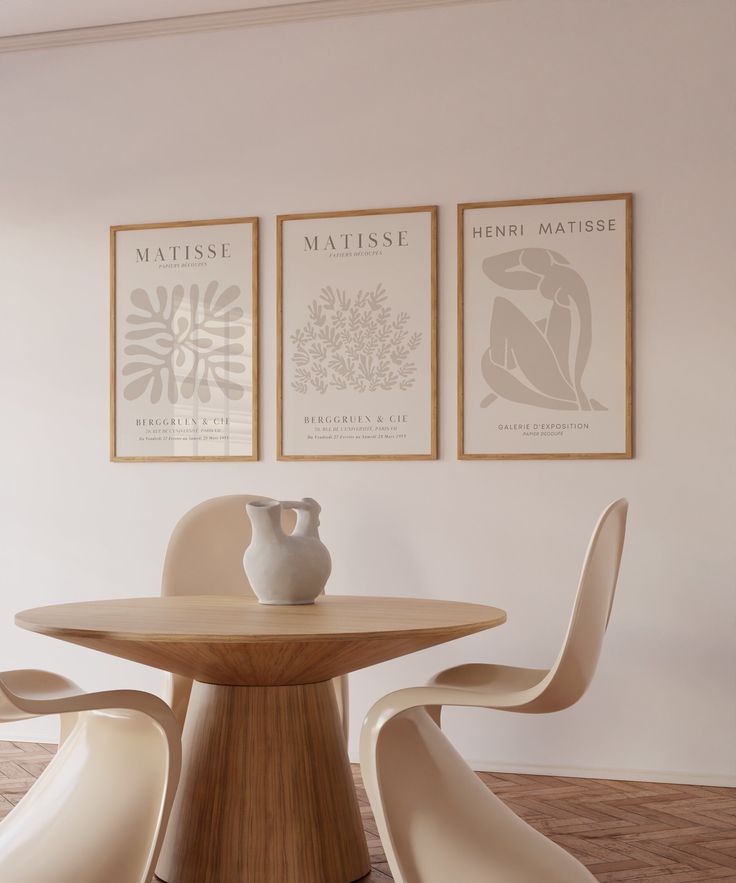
[360,499,628,883]
[161,494,350,741]
[0,669,181,883]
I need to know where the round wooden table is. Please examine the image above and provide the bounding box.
[16,594,506,883]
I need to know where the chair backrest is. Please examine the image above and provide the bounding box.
[533,498,628,712]
[161,494,296,598]
[160,495,301,728]
[160,495,350,742]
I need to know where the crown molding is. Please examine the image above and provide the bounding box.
[0,0,495,54]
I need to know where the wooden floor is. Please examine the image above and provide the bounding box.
[1,741,734,882]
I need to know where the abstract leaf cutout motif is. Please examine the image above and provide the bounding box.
[122,282,247,404]
[290,283,422,394]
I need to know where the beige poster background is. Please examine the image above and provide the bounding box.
[461,196,630,458]
[279,208,435,459]
[113,220,256,460]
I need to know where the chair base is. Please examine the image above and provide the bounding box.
[156,680,369,883]
[363,705,596,883]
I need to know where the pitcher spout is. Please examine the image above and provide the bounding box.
[245,499,285,543]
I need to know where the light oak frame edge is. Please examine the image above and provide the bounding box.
[109,216,260,463]
[457,192,633,460]
[276,205,438,462]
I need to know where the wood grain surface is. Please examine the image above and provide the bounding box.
[13,595,505,880]
[155,680,370,883]
[16,595,506,686]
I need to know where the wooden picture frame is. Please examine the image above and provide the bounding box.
[458,193,632,460]
[277,205,437,461]
[110,217,258,462]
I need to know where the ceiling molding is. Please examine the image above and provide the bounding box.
[0,0,494,54]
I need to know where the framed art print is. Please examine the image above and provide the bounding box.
[110,217,258,461]
[458,193,632,459]
[277,206,437,460]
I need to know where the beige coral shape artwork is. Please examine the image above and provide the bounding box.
[290,283,422,394]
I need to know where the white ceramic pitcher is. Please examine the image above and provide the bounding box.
[243,497,332,605]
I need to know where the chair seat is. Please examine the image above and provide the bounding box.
[0,670,84,723]
[430,663,548,696]
[0,669,83,702]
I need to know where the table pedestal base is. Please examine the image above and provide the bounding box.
[156,680,370,883]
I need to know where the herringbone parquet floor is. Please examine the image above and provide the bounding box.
[1,741,734,882]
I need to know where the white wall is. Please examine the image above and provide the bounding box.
[1,0,734,785]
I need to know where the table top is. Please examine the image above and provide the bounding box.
[16,595,506,686]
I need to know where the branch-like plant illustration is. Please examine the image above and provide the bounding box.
[122,282,247,403]
[290,283,422,394]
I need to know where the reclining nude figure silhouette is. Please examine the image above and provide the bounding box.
[480,248,606,411]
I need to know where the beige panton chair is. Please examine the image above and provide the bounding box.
[161,494,350,741]
[360,498,628,883]
[0,669,181,883]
